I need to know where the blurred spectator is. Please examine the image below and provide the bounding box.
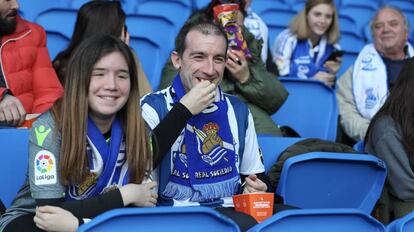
[0,0,63,127]
[271,0,341,88]
[159,0,288,136]
[365,57,414,222]
[53,0,152,96]
[243,0,268,63]
[337,6,413,142]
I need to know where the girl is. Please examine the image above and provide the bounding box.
[271,0,341,87]
[0,35,156,232]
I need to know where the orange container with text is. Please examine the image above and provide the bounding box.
[232,192,274,222]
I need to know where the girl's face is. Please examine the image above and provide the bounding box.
[307,3,334,37]
[88,51,130,124]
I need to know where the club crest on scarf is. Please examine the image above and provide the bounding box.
[163,75,241,202]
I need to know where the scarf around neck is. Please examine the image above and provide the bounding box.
[66,116,127,200]
[162,75,240,202]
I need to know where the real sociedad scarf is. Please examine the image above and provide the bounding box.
[290,36,334,79]
[66,116,126,200]
[162,75,240,202]
[353,43,414,119]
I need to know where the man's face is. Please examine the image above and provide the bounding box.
[0,0,19,35]
[373,8,408,56]
[171,30,227,92]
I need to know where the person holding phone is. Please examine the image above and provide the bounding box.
[271,0,341,88]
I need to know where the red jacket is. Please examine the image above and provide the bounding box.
[0,16,63,114]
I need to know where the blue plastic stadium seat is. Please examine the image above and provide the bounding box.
[339,50,358,78]
[193,0,210,10]
[339,5,376,34]
[45,31,70,60]
[353,140,365,153]
[70,0,137,13]
[388,0,414,10]
[129,36,164,90]
[339,15,358,34]
[387,210,414,232]
[259,8,296,46]
[276,152,387,214]
[251,0,289,16]
[0,129,29,208]
[35,9,78,39]
[126,14,176,90]
[248,208,386,232]
[136,0,191,31]
[19,0,70,22]
[257,136,304,173]
[272,78,338,141]
[340,31,365,53]
[77,206,240,232]
[340,0,379,9]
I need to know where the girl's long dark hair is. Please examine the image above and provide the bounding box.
[53,0,126,84]
[366,57,414,159]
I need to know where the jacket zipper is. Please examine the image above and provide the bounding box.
[0,29,31,89]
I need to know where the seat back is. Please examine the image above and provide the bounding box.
[126,14,176,90]
[0,129,29,208]
[247,208,386,232]
[136,0,191,31]
[259,8,296,45]
[353,140,365,153]
[276,152,387,213]
[19,0,70,22]
[257,136,304,173]
[386,210,414,232]
[44,31,70,60]
[35,8,78,39]
[272,78,338,141]
[129,36,164,90]
[77,206,240,232]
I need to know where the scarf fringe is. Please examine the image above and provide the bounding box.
[163,176,240,201]
[163,182,194,200]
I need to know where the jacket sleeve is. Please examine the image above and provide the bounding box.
[271,29,294,76]
[233,33,288,115]
[336,66,370,141]
[158,57,177,91]
[30,24,63,113]
[366,117,414,201]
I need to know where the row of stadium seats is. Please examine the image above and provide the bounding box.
[0,128,394,231]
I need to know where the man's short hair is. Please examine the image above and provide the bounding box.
[174,18,228,57]
[370,5,410,37]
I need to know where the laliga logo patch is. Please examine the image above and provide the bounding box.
[34,150,57,185]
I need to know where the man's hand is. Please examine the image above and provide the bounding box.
[0,94,26,126]
[180,80,217,115]
[34,206,78,232]
[313,71,336,88]
[226,49,250,84]
[120,182,158,207]
[243,174,267,194]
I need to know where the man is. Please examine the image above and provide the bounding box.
[0,0,63,127]
[337,6,413,142]
[141,19,268,231]
[159,0,288,136]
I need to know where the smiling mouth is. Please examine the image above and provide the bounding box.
[99,96,118,101]
[196,77,215,82]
